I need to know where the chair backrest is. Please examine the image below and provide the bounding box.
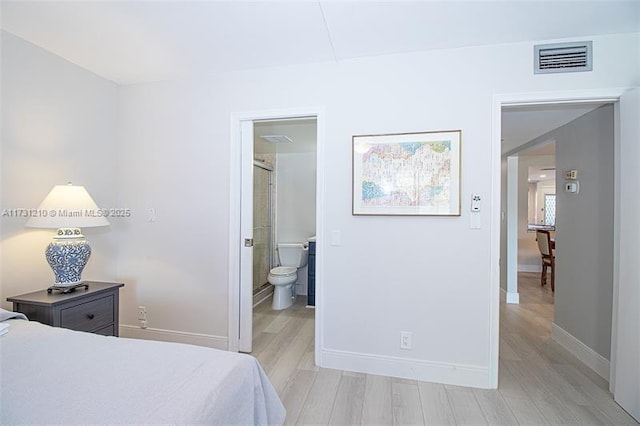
[536,230,552,257]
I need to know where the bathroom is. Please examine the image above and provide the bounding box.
[252,118,317,311]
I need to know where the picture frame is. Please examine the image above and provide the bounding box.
[352,130,461,216]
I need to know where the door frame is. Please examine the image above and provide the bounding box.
[229,106,325,359]
[490,88,634,396]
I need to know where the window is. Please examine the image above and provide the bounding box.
[544,194,556,226]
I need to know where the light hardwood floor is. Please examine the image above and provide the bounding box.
[252,273,638,425]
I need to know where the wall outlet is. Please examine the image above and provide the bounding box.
[400,331,413,350]
[138,306,147,321]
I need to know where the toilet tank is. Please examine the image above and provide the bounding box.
[277,243,309,268]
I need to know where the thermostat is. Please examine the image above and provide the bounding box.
[565,181,579,194]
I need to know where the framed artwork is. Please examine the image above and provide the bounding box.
[352,130,461,216]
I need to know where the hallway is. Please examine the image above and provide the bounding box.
[254,275,637,424]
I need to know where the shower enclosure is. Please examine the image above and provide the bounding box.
[253,160,275,301]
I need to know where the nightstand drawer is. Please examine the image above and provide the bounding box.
[8,282,124,336]
[60,295,114,332]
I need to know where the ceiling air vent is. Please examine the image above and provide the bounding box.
[261,135,293,144]
[534,41,592,74]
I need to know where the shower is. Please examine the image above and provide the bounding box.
[253,159,275,304]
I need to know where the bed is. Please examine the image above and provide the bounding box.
[0,309,285,425]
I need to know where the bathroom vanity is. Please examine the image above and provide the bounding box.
[307,237,316,306]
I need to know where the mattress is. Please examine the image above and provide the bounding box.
[0,314,285,425]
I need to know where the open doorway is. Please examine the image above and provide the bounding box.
[492,89,640,421]
[502,101,614,377]
[229,107,324,362]
[501,103,600,302]
[251,118,317,309]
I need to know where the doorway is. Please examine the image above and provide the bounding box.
[229,107,325,360]
[503,102,614,376]
[491,88,639,421]
[252,118,318,311]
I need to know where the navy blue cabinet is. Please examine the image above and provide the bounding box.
[307,241,316,306]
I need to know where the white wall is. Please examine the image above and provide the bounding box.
[276,152,316,244]
[0,31,119,305]
[528,182,536,224]
[500,157,507,291]
[114,32,638,387]
[276,151,316,296]
[2,29,638,387]
[554,105,615,360]
[115,80,230,346]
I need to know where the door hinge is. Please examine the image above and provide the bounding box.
[244,238,254,247]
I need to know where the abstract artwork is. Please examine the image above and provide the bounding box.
[352,130,461,215]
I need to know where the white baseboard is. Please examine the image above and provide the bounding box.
[119,325,228,350]
[551,323,610,380]
[321,348,491,389]
[518,264,542,273]
[500,288,520,304]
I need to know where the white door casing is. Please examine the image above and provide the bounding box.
[239,120,255,352]
[611,87,639,421]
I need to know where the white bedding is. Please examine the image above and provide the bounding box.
[0,317,285,425]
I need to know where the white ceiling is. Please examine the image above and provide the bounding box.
[501,103,606,155]
[502,103,609,181]
[1,1,636,154]
[528,165,556,183]
[1,1,638,85]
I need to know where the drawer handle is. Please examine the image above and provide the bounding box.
[87,314,95,320]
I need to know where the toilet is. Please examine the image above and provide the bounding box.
[268,243,309,310]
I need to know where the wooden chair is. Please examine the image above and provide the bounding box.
[536,230,555,292]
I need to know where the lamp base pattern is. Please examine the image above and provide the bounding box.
[45,237,92,286]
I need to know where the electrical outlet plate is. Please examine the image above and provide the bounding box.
[400,331,413,350]
[138,306,147,320]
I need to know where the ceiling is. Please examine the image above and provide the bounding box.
[1,1,638,85]
[501,103,607,155]
[1,1,636,155]
[502,103,610,182]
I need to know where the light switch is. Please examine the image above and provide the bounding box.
[331,230,341,246]
[148,208,157,222]
[470,213,481,229]
[565,169,578,180]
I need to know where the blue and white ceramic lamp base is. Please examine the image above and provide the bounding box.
[45,228,92,287]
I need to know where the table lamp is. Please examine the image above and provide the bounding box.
[25,183,109,293]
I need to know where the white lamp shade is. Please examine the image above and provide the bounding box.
[25,184,110,229]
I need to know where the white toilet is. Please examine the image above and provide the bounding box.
[268,243,309,310]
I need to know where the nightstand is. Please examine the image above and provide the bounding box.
[7,281,124,336]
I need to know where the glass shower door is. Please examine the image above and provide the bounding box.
[253,164,273,294]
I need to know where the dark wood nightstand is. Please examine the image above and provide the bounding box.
[7,281,124,336]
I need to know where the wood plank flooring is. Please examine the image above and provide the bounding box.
[252,274,638,425]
